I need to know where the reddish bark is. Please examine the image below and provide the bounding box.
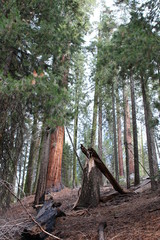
[46,126,64,191]
[126,97,134,174]
[46,52,69,192]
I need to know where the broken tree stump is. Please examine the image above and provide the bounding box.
[74,157,100,209]
[22,199,65,240]
[74,145,126,209]
[81,145,126,194]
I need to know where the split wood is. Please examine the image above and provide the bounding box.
[80,145,126,194]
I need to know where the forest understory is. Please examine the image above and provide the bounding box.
[1,183,160,240]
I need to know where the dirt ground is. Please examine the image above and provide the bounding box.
[0,184,160,240]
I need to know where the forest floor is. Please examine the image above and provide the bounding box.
[1,182,160,240]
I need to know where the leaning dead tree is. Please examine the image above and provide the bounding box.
[74,145,126,209]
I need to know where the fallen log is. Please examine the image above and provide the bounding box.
[133,179,151,193]
[81,145,126,194]
[22,199,65,240]
[98,222,107,240]
[100,192,119,203]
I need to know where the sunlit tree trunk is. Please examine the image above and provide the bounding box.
[130,73,140,185]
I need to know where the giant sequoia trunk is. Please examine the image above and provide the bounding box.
[45,53,69,193]
[46,126,64,192]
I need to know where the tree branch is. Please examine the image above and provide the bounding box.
[66,127,83,171]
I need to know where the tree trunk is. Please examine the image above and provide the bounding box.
[130,73,140,185]
[123,86,130,188]
[32,129,44,194]
[62,142,70,187]
[46,126,64,192]
[112,83,119,182]
[34,129,51,205]
[155,137,160,160]
[98,95,103,186]
[73,108,78,188]
[45,53,69,193]
[74,157,100,209]
[141,76,158,190]
[140,127,145,176]
[21,144,28,194]
[73,81,79,188]
[91,79,98,148]
[17,155,22,198]
[116,92,124,177]
[126,95,134,175]
[24,115,38,195]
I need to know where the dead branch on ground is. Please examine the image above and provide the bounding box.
[0,179,61,240]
